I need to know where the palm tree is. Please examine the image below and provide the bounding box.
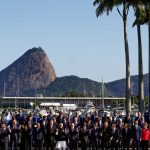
[142,0,150,111]
[141,0,150,112]
[132,2,145,113]
[93,0,131,113]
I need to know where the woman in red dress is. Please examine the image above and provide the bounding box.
[141,123,150,150]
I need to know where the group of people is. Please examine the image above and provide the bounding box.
[0,108,149,150]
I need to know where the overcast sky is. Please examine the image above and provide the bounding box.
[0,0,148,82]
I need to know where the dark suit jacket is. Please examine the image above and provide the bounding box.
[131,125,141,141]
[90,127,100,142]
[80,126,89,144]
[111,128,122,143]
[100,127,112,142]
[121,128,131,142]
[33,127,43,141]
[69,128,79,142]
[46,125,56,145]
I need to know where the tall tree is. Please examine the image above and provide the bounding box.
[132,2,145,113]
[93,0,131,113]
[140,0,150,112]
[142,0,150,111]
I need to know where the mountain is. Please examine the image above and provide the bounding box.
[0,47,149,97]
[106,74,149,96]
[0,47,56,96]
[27,75,111,97]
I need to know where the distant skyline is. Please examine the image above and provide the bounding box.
[0,0,148,82]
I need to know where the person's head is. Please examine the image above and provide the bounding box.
[1,123,6,129]
[118,118,122,124]
[50,120,54,126]
[95,111,98,116]
[28,116,32,121]
[94,121,98,128]
[43,115,47,120]
[109,117,112,122]
[114,111,118,116]
[138,112,141,118]
[59,111,62,116]
[134,120,138,126]
[37,123,40,128]
[124,123,128,128]
[21,124,25,129]
[63,117,67,123]
[59,123,63,128]
[127,112,131,117]
[53,117,56,122]
[144,123,148,129]
[104,121,108,128]
[24,125,28,130]
[76,111,79,117]
[112,124,116,130]
[70,123,74,129]
[83,121,87,127]
[73,117,77,123]
[12,120,17,126]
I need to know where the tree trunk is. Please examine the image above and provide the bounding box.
[148,13,150,112]
[123,1,131,113]
[137,24,144,113]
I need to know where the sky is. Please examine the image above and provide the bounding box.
[0,0,148,82]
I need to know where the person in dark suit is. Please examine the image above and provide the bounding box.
[100,121,112,150]
[55,123,68,149]
[0,123,11,150]
[131,120,141,150]
[79,121,90,150]
[27,124,32,150]
[32,123,43,150]
[102,112,110,124]
[20,124,31,150]
[124,113,132,126]
[46,120,56,150]
[112,111,119,124]
[91,111,99,123]
[69,123,79,150]
[122,123,132,150]
[56,111,63,124]
[10,120,19,150]
[41,115,48,148]
[110,123,122,150]
[90,121,100,150]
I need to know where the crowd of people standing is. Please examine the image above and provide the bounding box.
[0,108,149,150]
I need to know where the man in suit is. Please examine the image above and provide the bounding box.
[100,121,112,150]
[56,111,63,124]
[131,120,141,150]
[91,111,99,123]
[102,112,110,124]
[112,111,119,124]
[55,123,68,149]
[110,123,122,150]
[90,121,100,150]
[122,123,132,150]
[46,120,56,150]
[69,123,79,150]
[79,121,90,150]
[10,120,19,150]
[33,123,43,150]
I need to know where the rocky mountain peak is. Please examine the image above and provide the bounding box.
[0,47,56,96]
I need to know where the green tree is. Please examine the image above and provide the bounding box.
[93,0,131,113]
[142,0,150,111]
[132,1,146,113]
